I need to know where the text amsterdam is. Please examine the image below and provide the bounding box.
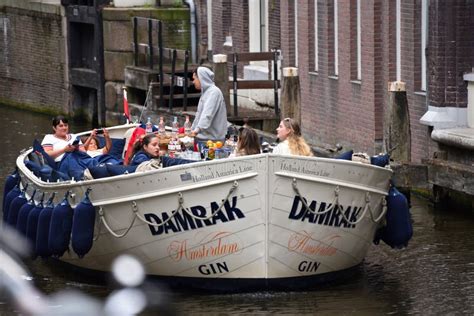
[144,196,244,235]
[289,196,362,228]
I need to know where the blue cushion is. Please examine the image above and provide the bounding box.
[162,156,195,167]
[97,137,126,161]
[106,164,137,175]
[371,154,390,167]
[88,165,110,179]
[39,165,70,182]
[25,160,42,177]
[33,139,58,170]
[336,150,353,160]
[87,164,136,179]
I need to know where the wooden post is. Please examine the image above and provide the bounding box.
[213,54,231,114]
[280,67,301,124]
[384,81,411,162]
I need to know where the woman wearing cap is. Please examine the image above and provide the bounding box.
[272,118,313,156]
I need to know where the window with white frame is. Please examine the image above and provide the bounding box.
[421,0,427,91]
[396,0,401,81]
[334,0,339,76]
[207,0,212,51]
[314,0,319,72]
[249,0,268,52]
[356,0,361,80]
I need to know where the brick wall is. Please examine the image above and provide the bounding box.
[428,0,474,109]
[268,0,281,51]
[280,0,295,67]
[398,0,429,162]
[0,7,68,113]
[192,0,473,163]
[285,0,432,161]
[295,1,378,153]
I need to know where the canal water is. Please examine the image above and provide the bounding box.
[1,104,474,315]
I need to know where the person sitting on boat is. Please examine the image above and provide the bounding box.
[41,115,85,162]
[190,66,228,143]
[129,134,161,166]
[272,118,313,156]
[233,127,261,157]
[83,128,112,158]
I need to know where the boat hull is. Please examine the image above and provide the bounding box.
[16,125,392,290]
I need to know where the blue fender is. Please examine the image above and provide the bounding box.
[3,184,21,224]
[6,184,29,227]
[16,189,37,236]
[26,193,45,255]
[71,188,96,257]
[36,193,55,258]
[3,169,19,213]
[374,186,413,249]
[49,192,74,257]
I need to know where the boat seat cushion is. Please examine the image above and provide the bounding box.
[32,139,58,170]
[106,164,137,176]
[28,151,45,167]
[88,164,138,179]
[336,150,353,160]
[25,160,42,177]
[25,160,69,182]
[97,137,126,160]
[162,156,195,168]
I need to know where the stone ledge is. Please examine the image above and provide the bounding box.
[420,105,467,129]
[431,128,474,150]
[464,72,474,82]
[1,0,63,15]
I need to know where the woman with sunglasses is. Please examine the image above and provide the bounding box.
[273,118,313,156]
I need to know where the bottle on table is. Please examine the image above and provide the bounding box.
[171,116,179,139]
[145,117,153,134]
[158,116,165,136]
[184,115,192,136]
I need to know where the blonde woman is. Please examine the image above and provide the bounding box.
[273,118,313,156]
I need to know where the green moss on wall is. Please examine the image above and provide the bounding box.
[0,98,66,117]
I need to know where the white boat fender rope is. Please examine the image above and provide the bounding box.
[292,178,386,224]
[98,206,137,238]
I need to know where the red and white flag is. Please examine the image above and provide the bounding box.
[123,88,130,122]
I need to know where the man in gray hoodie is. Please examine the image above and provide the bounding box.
[191,66,228,141]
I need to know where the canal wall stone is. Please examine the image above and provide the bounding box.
[0,1,190,124]
[102,6,191,124]
[0,1,68,114]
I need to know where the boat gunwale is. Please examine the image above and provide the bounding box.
[17,151,392,190]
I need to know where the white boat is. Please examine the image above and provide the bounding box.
[14,124,392,291]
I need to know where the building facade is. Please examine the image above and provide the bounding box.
[196,0,474,163]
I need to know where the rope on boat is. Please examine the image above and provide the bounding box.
[292,178,386,224]
[130,180,239,227]
[132,200,180,227]
[98,206,136,238]
[180,181,239,220]
[292,179,339,217]
[93,219,102,241]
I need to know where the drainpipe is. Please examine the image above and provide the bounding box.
[183,0,197,64]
